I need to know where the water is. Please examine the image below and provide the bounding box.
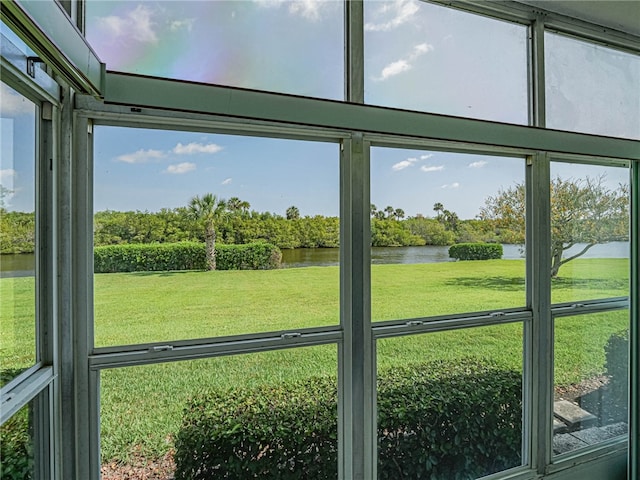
[0,242,629,274]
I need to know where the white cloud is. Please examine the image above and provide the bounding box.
[0,83,34,116]
[98,5,158,44]
[380,60,411,80]
[170,18,195,32]
[441,182,460,189]
[365,0,420,32]
[164,162,196,174]
[376,42,434,81]
[221,178,232,185]
[116,149,166,164]
[420,154,433,160]
[421,165,444,173]
[254,0,330,21]
[392,157,418,171]
[173,142,223,155]
[469,160,488,168]
[0,169,16,181]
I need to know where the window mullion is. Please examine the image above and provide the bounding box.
[630,160,640,478]
[527,152,552,472]
[345,0,364,103]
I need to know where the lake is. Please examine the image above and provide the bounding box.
[0,242,630,276]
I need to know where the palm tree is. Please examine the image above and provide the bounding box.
[286,205,300,220]
[433,202,444,221]
[227,197,251,214]
[187,193,227,270]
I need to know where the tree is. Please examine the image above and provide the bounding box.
[187,193,227,270]
[286,205,300,220]
[227,197,250,214]
[480,175,628,277]
[433,202,444,220]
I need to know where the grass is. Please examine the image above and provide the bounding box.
[0,258,630,462]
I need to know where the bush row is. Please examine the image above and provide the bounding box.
[0,369,33,480]
[94,242,281,273]
[174,359,521,480]
[448,242,503,261]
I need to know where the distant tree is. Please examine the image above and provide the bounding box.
[384,206,394,219]
[433,202,444,220]
[187,193,227,270]
[480,175,628,277]
[227,197,250,214]
[393,208,405,220]
[286,205,300,220]
[370,204,378,217]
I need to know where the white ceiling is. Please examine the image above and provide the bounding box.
[517,0,640,36]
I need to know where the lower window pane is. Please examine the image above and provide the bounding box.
[377,324,524,479]
[553,311,629,455]
[100,345,337,479]
[0,400,35,480]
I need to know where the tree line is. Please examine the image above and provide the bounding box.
[1,176,629,276]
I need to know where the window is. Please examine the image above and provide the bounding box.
[93,126,340,346]
[370,147,526,321]
[85,0,344,100]
[364,1,529,124]
[99,346,338,477]
[545,32,640,139]
[549,162,630,304]
[0,82,38,386]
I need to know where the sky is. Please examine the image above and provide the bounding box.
[1,1,638,218]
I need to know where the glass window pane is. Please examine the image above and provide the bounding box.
[377,324,524,478]
[371,148,525,321]
[0,401,35,479]
[93,127,339,346]
[545,32,640,140]
[365,1,528,124]
[1,82,37,386]
[85,0,344,100]
[553,311,629,455]
[549,162,629,304]
[100,345,337,478]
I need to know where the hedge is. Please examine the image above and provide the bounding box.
[0,370,34,480]
[174,359,521,480]
[448,243,503,261]
[94,241,281,273]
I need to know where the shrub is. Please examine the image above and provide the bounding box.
[174,359,521,480]
[94,242,281,273]
[448,243,503,261]
[0,404,33,480]
[605,329,628,412]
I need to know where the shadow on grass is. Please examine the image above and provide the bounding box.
[551,277,628,291]
[447,276,627,293]
[445,276,525,292]
[128,270,205,278]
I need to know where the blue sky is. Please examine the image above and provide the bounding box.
[1,1,637,218]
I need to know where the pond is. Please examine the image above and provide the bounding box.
[0,242,629,275]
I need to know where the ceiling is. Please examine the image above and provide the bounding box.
[517,0,640,36]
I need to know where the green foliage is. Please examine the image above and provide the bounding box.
[0,210,35,254]
[605,329,628,411]
[216,242,282,270]
[0,402,33,480]
[174,377,338,480]
[378,360,522,479]
[448,243,503,261]
[94,242,281,273]
[174,360,521,480]
[371,218,425,247]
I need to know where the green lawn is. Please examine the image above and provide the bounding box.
[0,258,630,462]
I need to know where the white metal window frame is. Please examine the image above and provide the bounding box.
[0,31,59,480]
[1,0,638,479]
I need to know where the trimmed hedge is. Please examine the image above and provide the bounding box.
[94,241,281,273]
[0,370,33,480]
[449,243,503,261]
[174,359,521,480]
